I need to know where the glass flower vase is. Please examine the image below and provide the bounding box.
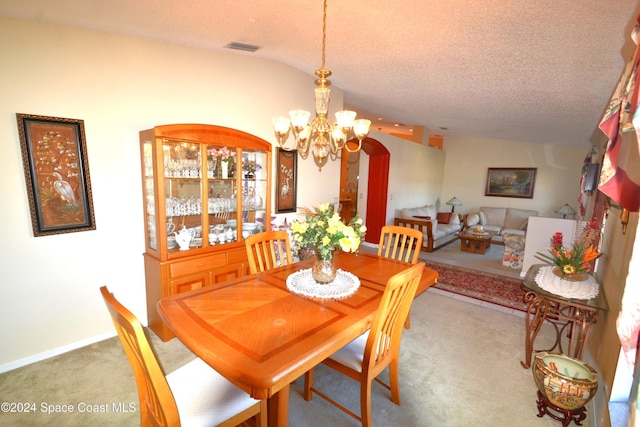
[312,249,336,284]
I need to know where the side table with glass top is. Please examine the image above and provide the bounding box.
[520,264,608,369]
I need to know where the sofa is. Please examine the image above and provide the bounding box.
[394,204,462,252]
[463,206,538,244]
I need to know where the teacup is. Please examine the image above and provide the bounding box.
[167,222,176,234]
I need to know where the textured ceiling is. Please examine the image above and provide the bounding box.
[2,0,639,147]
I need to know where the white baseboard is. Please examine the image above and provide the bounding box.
[0,331,117,374]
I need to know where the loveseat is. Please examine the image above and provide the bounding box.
[393,204,462,252]
[463,207,538,244]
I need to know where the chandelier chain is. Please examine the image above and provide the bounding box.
[321,0,327,68]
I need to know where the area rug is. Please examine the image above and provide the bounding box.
[425,260,527,312]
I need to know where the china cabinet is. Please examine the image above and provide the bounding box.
[140,124,272,340]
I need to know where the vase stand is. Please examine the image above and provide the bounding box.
[536,390,587,427]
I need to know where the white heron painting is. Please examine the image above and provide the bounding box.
[17,114,95,235]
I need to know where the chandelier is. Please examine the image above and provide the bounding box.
[272,0,371,167]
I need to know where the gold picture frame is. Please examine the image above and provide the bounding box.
[275,149,297,213]
[17,113,96,236]
[485,167,537,199]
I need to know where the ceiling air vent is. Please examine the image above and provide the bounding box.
[224,42,261,52]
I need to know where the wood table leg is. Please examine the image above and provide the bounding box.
[521,292,550,369]
[267,384,290,427]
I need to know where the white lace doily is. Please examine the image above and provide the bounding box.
[286,268,360,299]
[535,266,599,299]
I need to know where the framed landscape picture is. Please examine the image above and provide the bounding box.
[16,113,96,236]
[485,167,537,199]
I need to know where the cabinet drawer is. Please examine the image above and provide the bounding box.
[227,246,249,264]
[170,253,227,277]
[171,273,209,295]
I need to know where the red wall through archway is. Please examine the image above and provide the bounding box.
[360,137,390,244]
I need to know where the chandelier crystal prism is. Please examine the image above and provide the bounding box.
[272,0,371,167]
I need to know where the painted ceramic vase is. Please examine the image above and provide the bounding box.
[532,352,598,411]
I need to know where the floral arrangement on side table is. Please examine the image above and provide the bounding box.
[291,203,366,283]
[537,221,602,281]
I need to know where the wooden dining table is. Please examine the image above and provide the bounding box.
[157,251,438,427]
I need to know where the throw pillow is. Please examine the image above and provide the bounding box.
[401,208,421,219]
[466,213,480,227]
[436,212,452,224]
[417,205,437,219]
[479,211,488,225]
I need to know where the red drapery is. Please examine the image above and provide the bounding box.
[606,17,640,367]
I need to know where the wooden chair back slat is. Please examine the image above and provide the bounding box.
[245,231,293,274]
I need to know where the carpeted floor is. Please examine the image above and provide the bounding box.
[0,290,563,427]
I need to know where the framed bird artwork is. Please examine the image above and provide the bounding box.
[16,113,96,236]
[275,148,297,213]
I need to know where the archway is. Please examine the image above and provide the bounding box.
[340,137,390,244]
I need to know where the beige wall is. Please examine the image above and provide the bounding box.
[0,17,343,368]
[441,135,592,218]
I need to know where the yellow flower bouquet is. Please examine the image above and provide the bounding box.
[291,203,366,283]
[291,203,366,260]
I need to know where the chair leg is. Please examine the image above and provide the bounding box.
[389,357,401,405]
[256,400,268,427]
[404,310,411,329]
[303,369,314,401]
[360,378,373,427]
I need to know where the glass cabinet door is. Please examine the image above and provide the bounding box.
[142,141,157,250]
[206,144,237,246]
[205,146,268,245]
[163,139,202,252]
[240,150,268,235]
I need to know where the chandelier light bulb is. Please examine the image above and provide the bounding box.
[335,110,356,130]
[354,119,372,139]
[272,117,290,133]
[289,110,311,128]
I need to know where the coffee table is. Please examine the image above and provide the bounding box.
[457,230,497,254]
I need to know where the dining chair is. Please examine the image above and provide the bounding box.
[378,225,423,328]
[378,225,423,264]
[244,230,293,274]
[100,286,266,427]
[303,262,425,427]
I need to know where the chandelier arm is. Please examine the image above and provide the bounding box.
[344,139,363,153]
[278,143,298,152]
